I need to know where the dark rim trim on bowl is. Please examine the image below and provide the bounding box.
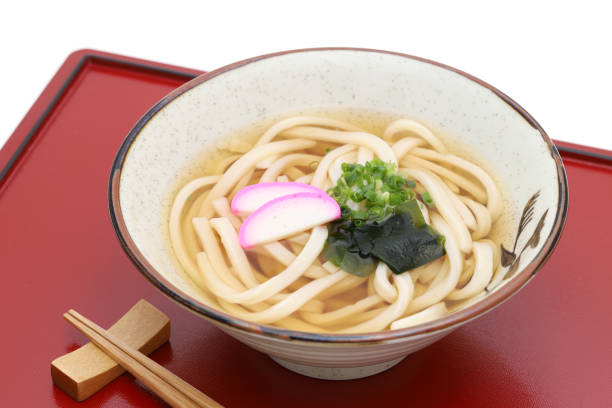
[109,47,569,344]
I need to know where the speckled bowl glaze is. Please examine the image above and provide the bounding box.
[109,48,568,380]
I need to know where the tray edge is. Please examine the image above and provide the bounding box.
[0,50,200,187]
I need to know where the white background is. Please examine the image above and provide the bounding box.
[1,0,610,151]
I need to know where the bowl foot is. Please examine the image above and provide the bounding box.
[269,356,406,380]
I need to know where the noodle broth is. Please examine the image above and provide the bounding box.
[168,110,514,333]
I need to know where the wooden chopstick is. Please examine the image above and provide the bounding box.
[63,309,224,408]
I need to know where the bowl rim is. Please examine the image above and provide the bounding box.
[108,47,568,344]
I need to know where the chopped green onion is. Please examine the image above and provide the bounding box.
[344,170,359,186]
[368,206,384,218]
[421,191,435,209]
[350,190,365,202]
[327,158,422,223]
[388,192,403,206]
[352,210,369,220]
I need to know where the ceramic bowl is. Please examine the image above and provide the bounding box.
[109,48,568,380]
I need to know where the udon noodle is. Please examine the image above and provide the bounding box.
[169,116,503,333]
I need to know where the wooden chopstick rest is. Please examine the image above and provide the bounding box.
[65,310,223,408]
[51,299,170,401]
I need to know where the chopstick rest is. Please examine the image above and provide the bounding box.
[51,299,170,401]
[64,309,223,408]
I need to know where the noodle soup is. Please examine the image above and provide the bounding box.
[169,113,508,333]
[112,48,567,379]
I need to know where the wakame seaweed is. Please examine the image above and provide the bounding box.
[322,200,446,276]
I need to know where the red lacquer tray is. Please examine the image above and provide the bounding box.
[1,50,610,407]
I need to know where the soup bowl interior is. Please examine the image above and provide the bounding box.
[109,48,567,380]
